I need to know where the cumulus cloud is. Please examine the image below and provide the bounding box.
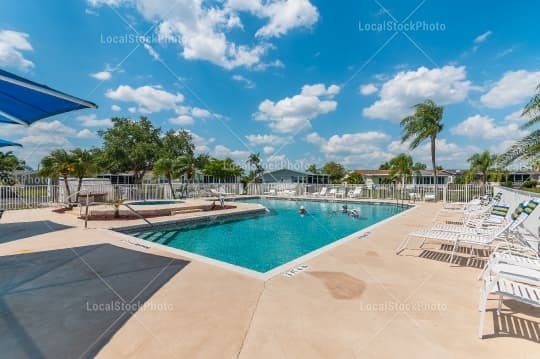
[212,144,250,162]
[255,83,340,133]
[263,145,274,154]
[90,70,112,81]
[111,104,122,112]
[245,134,292,146]
[105,85,184,114]
[76,129,97,138]
[363,66,472,121]
[169,115,194,126]
[77,114,112,127]
[306,131,390,155]
[451,114,527,140]
[359,83,378,96]
[387,138,479,167]
[480,70,540,108]
[0,30,34,70]
[88,0,318,69]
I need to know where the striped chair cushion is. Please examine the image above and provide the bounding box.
[490,205,509,218]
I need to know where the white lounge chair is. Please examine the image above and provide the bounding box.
[424,192,436,201]
[396,200,538,262]
[348,187,362,198]
[326,188,337,197]
[335,188,346,198]
[264,188,277,195]
[313,187,327,196]
[478,273,540,338]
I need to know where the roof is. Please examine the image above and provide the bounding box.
[263,168,328,177]
[354,169,454,176]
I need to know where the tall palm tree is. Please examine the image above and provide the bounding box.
[388,153,413,187]
[246,152,264,182]
[401,99,444,196]
[71,148,99,202]
[153,158,181,199]
[499,84,540,165]
[39,149,75,204]
[467,150,497,184]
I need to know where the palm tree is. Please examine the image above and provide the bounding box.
[71,148,99,202]
[467,150,497,184]
[401,99,444,196]
[39,149,75,204]
[499,84,540,165]
[153,158,182,199]
[246,152,264,182]
[388,153,413,187]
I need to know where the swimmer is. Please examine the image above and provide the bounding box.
[349,209,360,218]
[299,205,307,215]
[341,204,348,213]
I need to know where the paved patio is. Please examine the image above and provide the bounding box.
[0,200,538,358]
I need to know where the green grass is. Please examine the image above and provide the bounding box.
[517,187,540,194]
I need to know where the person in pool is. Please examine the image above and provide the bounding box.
[349,209,360,218]
[341,204,348,213]
[299,206,307,215]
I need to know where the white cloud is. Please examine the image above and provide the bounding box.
[363,66,472,121]
[169,115,194,125]
[212,144,250,163]
[263,145,274,154]
[191,107,211,118]
[111,104,122,112]
[232,74,255,88]
[480,70,540,108]
[105,85,184,113]
[359,83,378,96]
[90,70,112,80]
[89,0,319,70]
[0,30,34,70]
[451,114,527,140]
[245,134,291,146]
[76,129,97,138]
[255,83,340,133]
[306,131,390,155]
[474,30,492,44]
[143,43,161,61]
[77,114,112,127]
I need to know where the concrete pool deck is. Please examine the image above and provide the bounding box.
[0,199,539,358]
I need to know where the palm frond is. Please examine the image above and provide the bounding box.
[497,130,540,166]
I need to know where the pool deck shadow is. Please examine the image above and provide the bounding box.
[0,244,189,359]
[0,220,73,244]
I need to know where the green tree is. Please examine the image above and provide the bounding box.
[346,172,364,184]
[401,99,444,195]
[0,151,26,185]
[307,164,319,174]
[499,84,540,165]
[388,153,413,186]
[321,161,346,183]
[71,148,99,202]
[161,129,195,158]
[203,158,244,182]
[39,149,75,204]
[378,161,391,170]
[246,153,264,183]
[467,150,497,184]
[153,158,183,199]
[98,117,162,184]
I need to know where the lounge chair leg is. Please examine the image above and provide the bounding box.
[478,304,486,338]
[497,295,502,316]
[395,236,410,254]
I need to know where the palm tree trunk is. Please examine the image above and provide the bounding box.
[168,176,176,199]
[76,177,83,203]
[63,176,72,204]
[431,135,437,201]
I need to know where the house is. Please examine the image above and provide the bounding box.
[260,169,330,184]
[353,169,455,186]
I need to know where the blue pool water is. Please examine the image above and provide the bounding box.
[128,200,183,205]
[131,198,407,273]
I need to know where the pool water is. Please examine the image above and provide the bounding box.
[128,200,183,205]
[131,198,407,273]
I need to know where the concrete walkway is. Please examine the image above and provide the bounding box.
[0,201,538,358]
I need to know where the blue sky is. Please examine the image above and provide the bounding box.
[1,0,540,170]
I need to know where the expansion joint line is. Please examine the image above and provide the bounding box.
[235,281,266,358]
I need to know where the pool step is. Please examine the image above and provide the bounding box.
[155,231,177,244]
[171,208,204,215]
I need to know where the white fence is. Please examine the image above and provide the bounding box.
[0,183,491,210]
[246,183,492,202]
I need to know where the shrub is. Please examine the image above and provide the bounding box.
[522,180,537,188]
[502,181,513,188]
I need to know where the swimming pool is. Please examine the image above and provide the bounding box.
[129,198,408,273]
[128,200,183,206]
